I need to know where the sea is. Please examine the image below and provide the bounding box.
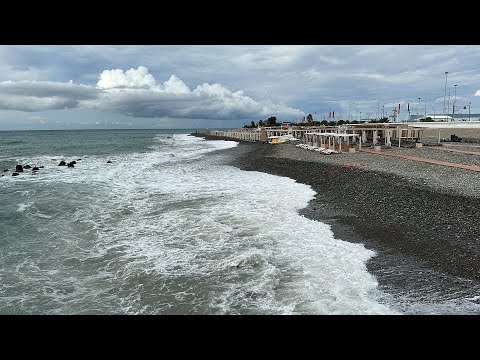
[0,129,475,315]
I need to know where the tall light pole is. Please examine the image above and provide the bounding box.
[418,97,421,120]
[444,71,448,117]
[452,84,457,120]
[424,99,427,122]
[447,89,451,121]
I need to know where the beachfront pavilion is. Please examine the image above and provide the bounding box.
[266,123,423,147]
[305,132,361,152]
[346,123,423,147]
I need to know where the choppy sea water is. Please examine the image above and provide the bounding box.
[1,129,396,314]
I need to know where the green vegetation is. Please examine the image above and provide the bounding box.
[244,115,393,128]
[420,117,434,122]
[243,116,278,128]
[368,117,389,123]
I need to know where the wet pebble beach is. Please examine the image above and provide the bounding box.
[223,139,480,314]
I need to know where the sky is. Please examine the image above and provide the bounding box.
[0,45,479,130]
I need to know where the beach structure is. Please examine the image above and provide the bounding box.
[205,123,425,149]
[303,132,361,152]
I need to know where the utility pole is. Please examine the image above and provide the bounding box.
[469,102,471,121]
[348,102,352,121]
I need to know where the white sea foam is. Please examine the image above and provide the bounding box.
[16,202,33,212]
[61,137,394,314]
[0,132,395,314]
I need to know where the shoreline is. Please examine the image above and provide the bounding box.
[221,140,480,313]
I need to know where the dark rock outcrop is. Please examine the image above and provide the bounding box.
[107,160,112,163]
[23,165,32,169]
[32,167,39,171]
[67,162,75,167]
[3,169,8,172]
[15,165,23,172]
[58,161,66,166]
[12,172,19,176]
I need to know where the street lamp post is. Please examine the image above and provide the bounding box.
[448,89,451,117]
[444,71,448,117]
[424,99,427,122]
[418,97,421,120]
[452,84,457,120]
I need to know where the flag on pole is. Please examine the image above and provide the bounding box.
[398,104,401,114]
[328,112,331,119]
[407,103,410,112]
[332,111,335,118]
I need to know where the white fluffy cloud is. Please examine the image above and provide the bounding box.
[97,66,156,89]
[0,66,302,120]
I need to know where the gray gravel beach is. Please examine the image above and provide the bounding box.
[214,136,480,314]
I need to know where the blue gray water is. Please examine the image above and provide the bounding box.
[0,129,397,314]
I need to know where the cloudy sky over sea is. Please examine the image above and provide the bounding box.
[1,45,480,130]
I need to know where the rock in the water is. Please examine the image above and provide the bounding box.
[39,166,44,168]
[32,167,40,171]
[12,172,19,176]
[77,158,82,161]
[58,160,66,166]
[15,165,23,172]
[107,160,112,163]
[23,165,32,169]
[2,169,8,172]
[71,161,76,165]
[67,162,75,167]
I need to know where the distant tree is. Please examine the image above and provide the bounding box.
[258,120,264,127]
[320,120,328,126]
[266,116,278,127]
[328,121,336,126]
[420,117,434,122]
[337,120,345,125]
[250,120,256,128]
[350,120,359,124]
[306,113,313,122]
